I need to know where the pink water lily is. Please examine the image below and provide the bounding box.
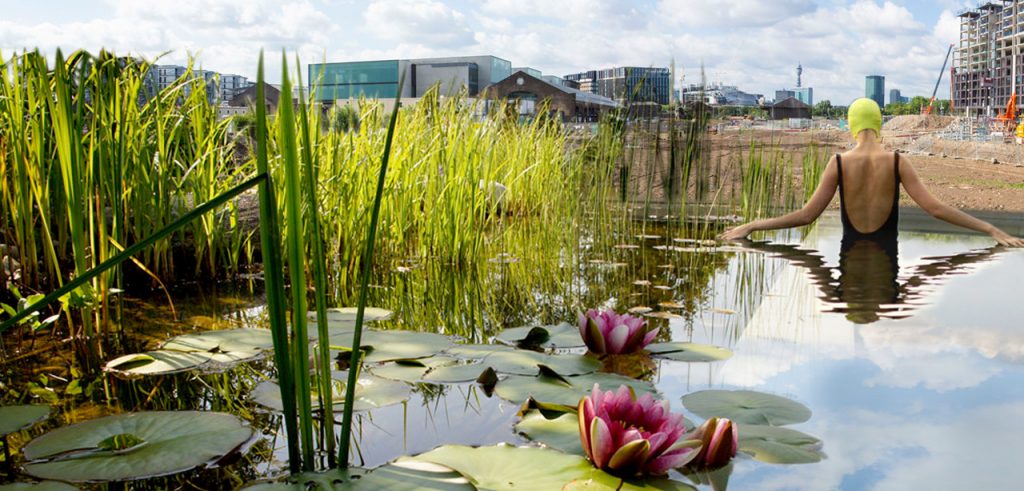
[578,384,701,477]
[578,309,659,354]
[690,417,738,469]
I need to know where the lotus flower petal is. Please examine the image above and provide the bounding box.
[578,384,691,477]
[607,438,651,475]
[690,417,738,469]
[578,310,657,355]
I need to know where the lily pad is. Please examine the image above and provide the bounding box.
[309,307,394,327]
[243,461,472,490]
[0,482,79,491]
[103,351,214,377]
[330,329,452,363]
[412,444,692,490]
[444,344,515,358]
[645,343,733,362]
[22,411,252,483]
[369,357,489,384]
[161,328,273,354]
[496,323,585,349]
[0,405,50,437]
[251,373,411,413]
[484,351,601,377]
[681,390,811,426]
[515,410,584,455]
[495,372,656,406]
[737,425,824,464]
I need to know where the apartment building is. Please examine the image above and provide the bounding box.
[953,1,1024,114]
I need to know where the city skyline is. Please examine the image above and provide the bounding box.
[0,0,973,104]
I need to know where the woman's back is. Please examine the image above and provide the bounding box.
[836,147,899,236]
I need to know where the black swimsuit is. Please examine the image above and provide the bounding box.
[835,152,901,309]
[836,152,900,239]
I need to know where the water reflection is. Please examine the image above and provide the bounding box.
[740,238,1004,324]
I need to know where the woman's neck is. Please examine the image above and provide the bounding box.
[854,131,882,150]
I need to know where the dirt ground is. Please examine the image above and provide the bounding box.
[708,121,1024,212]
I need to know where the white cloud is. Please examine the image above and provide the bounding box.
[657,0,818,28]
[364,0,474,48]
[0,1,969,102]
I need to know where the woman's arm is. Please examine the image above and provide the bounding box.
[900,156,1024,247]
[719,156,839,240]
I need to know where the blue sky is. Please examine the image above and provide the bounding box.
[0,0,977,103]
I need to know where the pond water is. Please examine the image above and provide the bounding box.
[4,209,1023,490]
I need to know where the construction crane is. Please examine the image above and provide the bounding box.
[924,44,954,116]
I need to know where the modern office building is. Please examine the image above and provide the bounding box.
[513,67,542,78]
[952,2,1024,114]
[563,67,671,105]
[865,75,886,106]
[308,55,513,102]
[143,65,251,103]
[888,89,909,105]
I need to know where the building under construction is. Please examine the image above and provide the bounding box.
[953,1,1024,115]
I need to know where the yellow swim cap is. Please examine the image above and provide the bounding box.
[848,98,882,139]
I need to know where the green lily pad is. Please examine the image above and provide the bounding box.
[737,425,824,464]
[515,410,584,455]
[251,373,411,413]
[681,390,811,426]
[309,307,394,328]
[330,329,452,363]
[412,445,693,490]
[161,328,273,353]
[22,411,252,483]
[496,323,585,349]
[495,372,656,406]
[444,344,515,358]
[484,351,600,377]
[369,357,487,384]
[440,343,600,377]
[0,482,80,491]
[645,343,733,362]
[243,461,471,490]
[0,405,50,437]
[103,351,214,377]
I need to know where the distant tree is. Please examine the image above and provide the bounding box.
[812,100,833,118]
[329,105,360,133]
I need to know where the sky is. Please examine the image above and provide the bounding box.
[0,0,979,104]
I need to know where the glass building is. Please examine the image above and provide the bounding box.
[564,67,671,105]
[865,75,885,107]
[308,60,411,101]
[309,56,512,102]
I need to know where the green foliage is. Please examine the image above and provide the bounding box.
[328,105,360,132]
[884,96,951,115]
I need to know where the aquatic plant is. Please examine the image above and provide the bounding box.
[689,416,738,469]
[578,309,659,355]
[577,384,700,477]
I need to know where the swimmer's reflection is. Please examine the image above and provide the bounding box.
[741,237,1004,324]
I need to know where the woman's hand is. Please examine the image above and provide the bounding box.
[718,224,753,241]
[991,229,1024,247]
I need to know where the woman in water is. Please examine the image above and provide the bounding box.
[719,98,1024,247]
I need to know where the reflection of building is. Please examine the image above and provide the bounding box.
[487,70,619,122]
[308,55,513,101]
[682,83,762,106]
[866,75,885,106]
[563,67,671,105]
